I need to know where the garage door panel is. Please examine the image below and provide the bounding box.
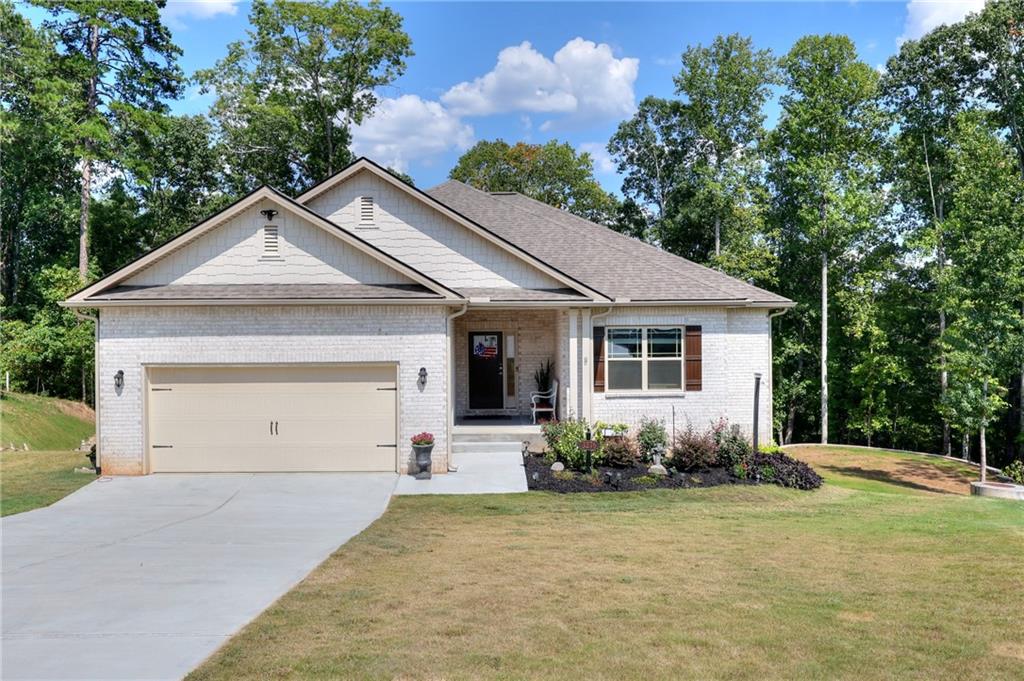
[147,365,398,472]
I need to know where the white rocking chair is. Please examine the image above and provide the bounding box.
[531,378,559,424]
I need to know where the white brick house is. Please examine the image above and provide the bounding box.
[64,158,792,475]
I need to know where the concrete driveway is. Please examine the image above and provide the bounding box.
[1,473,397,681]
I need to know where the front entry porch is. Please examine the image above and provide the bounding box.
[453,308,567,424]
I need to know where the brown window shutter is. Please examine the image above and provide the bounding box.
[593,326,605,393]
[685,326,702,391]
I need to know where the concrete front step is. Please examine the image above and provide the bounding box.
[451,429,541,443]
[452,441,526,454]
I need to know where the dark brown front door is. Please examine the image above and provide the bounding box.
[468,332,503,409]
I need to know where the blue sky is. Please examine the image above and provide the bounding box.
[21,0,984,192]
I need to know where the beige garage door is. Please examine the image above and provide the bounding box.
[147,365,397,472]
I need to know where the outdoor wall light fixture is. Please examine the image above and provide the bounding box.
[114,370,124,390]
[260,208,279,221]
[418,367,428,386]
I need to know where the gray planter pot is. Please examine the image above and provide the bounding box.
[412,443,434,479]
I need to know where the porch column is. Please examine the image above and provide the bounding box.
[581,308,592,422]
[567,309,579,418]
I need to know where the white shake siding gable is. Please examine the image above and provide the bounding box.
[306,171,564,290]
[125,200,415,287]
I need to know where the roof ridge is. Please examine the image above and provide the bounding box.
[484,192,747,301]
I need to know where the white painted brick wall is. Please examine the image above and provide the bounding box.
[306,171,563,290]
[96,305,449,475]
[127,200,413,287]
[590,306,772,444]
[453,310,559,416]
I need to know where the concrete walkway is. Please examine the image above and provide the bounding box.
[395,451,528,495]
[1,473,396,681]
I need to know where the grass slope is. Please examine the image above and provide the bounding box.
[189,447,1024,681]
[1,392,94,451]
[1,393,96,516]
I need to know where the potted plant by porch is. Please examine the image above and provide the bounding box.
[411,432,435,479]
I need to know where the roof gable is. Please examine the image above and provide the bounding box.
[298,158,608,301]
[66,187,460,306]
[124,199,417,288]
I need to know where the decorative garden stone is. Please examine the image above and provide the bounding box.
[550,461,565,472]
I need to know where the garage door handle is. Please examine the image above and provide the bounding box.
[270,421,279,435]
[275,421,279,435]
[377,444,397,448]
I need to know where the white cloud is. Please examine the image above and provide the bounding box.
[441,38,638,127]
[351,94,474,172]
[162,0,240,30]
[579,142,616,173]
[898,0,984,44]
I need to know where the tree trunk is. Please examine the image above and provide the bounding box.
[820,249,828,444]
[785,403,796,444]
[713,214,721,257]
[939,307,950,456]
[79,23,100,282]
[980,379,988,483]
[79,161,91,281]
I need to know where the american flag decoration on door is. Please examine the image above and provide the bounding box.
[473,334,498,359]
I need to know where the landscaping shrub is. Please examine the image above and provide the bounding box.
[1003,459,1024,485]
[635,416,668,462]
[670,425,718,471]
[601,436,640,468]
[542,418,602,471]
[745,452,823,490]
[714,422,751,468]
[757,442,784,455]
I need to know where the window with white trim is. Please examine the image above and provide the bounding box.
[606,327,684,391]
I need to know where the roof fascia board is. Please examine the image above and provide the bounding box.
[61,298,449,308]
[297,158,609,303]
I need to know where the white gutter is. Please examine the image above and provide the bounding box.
[73,309,100,472]
[446,304,469,472]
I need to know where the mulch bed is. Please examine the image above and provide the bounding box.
[524,454,745,493]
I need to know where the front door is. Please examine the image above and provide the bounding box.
[468,332,504,409]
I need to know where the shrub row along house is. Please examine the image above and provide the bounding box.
[63,158,793,475]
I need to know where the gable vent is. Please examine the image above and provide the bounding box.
[358,196,375,227]
[262,224,281,258]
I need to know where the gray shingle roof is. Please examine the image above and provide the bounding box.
[426,180,792,305]
[455,287,588,302]
[86,283,443,302]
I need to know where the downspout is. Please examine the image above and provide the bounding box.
[767,308,788,445]
[73,308,100,473]
[446,303,469,472]
[587,307,612,423]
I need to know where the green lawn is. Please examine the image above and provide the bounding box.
[1,392,95,451]
[189,446,1024,681]
[1,449,95,516]
[1,392,96,516]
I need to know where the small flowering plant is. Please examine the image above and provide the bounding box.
[411,432,435,446]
